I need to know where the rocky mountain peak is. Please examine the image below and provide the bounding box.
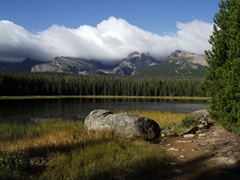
[128,52,141,58]
[169,50,194,58]
[168,50,207,66]
[111,52,158,76]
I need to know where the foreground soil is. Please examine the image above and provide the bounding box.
[155,125,240,180]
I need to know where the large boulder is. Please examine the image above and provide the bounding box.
[84,109,160,140]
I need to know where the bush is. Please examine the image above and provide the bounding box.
[0,151,28,178]
[181,116,200,128]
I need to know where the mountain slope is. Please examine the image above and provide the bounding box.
[31,52,158,76]
[31,57,114,75]
[111,52,158,75]
[0,58,43,72]
[1,50,207,78]
[133,50,207,77]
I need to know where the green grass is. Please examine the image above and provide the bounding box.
[0,111,185,179]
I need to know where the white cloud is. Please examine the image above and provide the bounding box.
[0,17,213,64]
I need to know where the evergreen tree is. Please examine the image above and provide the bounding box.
[205,0,240,133]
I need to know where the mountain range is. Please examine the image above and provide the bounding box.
[0,50,207,77]
[133,50,207,77]
[0,58,43,72]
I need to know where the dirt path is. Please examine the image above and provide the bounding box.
[156,125,240,180]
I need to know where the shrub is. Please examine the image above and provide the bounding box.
[181,116,200,128]
[0,151,28,178]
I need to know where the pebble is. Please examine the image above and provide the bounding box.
[168,147,180,152]
[198,133,207,137]
[166,143,172,146]
[180,155,185,158]
[173,169,183,175]
[183,134,195,138]
[176,140,192,143]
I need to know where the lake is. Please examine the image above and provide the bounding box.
[0,98,209,123]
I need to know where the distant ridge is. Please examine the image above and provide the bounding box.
[0,50,207,78]
[31,52,159,76]
[0,58,43,72]
[31,57,113,75]
[133,50,207,77]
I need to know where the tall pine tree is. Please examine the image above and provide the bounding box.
[205,0,240,133]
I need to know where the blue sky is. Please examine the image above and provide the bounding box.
[0,0,220,63]
[0,0,219,34]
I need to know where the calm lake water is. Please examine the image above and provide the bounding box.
[0,98,209,123]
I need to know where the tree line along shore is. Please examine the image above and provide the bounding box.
[0,72,206,97]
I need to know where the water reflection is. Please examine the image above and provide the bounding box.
[0,98,209,123]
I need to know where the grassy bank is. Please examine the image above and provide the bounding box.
[0,95,210,101]
[0,111,185,179]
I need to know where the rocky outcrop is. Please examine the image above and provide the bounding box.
[84,109,160,140]
[111,52,158,76]
[168,50,207,66]
[31,57,113,74]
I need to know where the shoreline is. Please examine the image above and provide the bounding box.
[0,95,210,101]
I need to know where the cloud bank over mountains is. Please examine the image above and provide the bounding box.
[0,16,213,64]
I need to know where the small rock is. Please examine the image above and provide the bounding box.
[227,151,233,156]
[198,133,207,137]
[166,143,172,146]
[176,140,192,143]
[173,169,183,175]
[233,152,240,157]
[209,156,237,167]
[183,134,195,138]
[168,147,180,152]
[191,148,198,151]
[180,155,185,158]
[30,157,49,166]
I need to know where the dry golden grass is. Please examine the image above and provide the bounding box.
[0,111,184,179]
[118,110,186,128]
[1,111,186,153]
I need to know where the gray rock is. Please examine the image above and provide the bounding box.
[183,134,195,138]
[168,147,180,152]
[173,169,184,175]
[84,109,160,140]
[188,109,209,117]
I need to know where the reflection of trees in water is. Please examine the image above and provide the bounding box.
[0,98,209,123]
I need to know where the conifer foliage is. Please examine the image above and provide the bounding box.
[0,72,206,97]
[205,0,240,133]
